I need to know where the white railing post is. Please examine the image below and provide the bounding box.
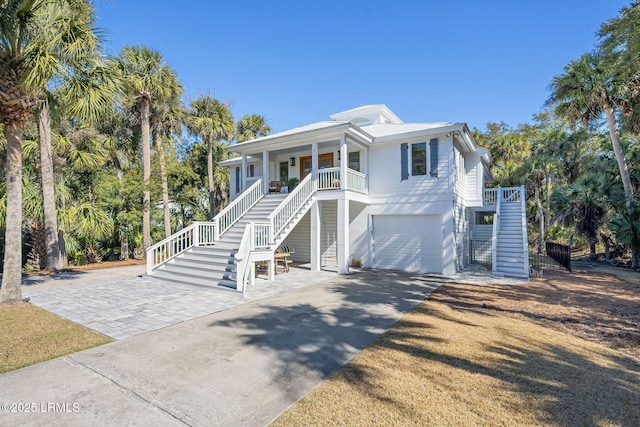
[193,224,200,247]
[146,252,153,275]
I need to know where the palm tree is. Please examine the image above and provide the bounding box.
[150,77,183,238]
[549,52,634,211]
[119,46,176,251]
[185,97,234,219]
[0,0,100,303]
[38,63,120,271]
[236,114,271,142]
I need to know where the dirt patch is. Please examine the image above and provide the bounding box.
[431,268,640,360]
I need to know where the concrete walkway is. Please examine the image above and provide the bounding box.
[22,266,340,340]
[1,269,443,426]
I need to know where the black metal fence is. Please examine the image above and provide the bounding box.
[470,240,492,267]
[529,241,572,272]
[546,241,572,271]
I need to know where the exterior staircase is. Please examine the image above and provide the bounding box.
[494,197,529,278]
[148,194,287,290]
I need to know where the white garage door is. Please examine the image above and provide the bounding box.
[372,215,442,273]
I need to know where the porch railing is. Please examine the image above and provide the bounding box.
[146,221,216,274]
[317,167,340,190]
[503,186,521,203]
[484,186,522,206]
[346,168,367,193]
[214,178,263,239]
[268,173,315,242]
[317,167,367,193]
[483,188,498,206]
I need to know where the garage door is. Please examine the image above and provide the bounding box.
[372,215,442,273]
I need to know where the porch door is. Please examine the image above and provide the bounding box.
[300,153,334,180]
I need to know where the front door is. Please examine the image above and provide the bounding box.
[300,153,334,180]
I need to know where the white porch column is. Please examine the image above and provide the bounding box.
[337,196,350,274]
[262,150,269,195]
[311,142,318,174]
[361,148,369,192]
[339,136,347,190]
[310,200,321,271]
[241,154,248,191]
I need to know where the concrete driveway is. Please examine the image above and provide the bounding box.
[1,270,443,426]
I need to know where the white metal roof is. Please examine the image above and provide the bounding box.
[362,122,454,138]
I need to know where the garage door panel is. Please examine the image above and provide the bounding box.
[372,215,442,273]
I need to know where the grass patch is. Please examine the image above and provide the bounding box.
[273,274,640,426]
[0,302,112,374]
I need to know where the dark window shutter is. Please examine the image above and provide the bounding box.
[249,164,254,177]
[235,167,240,193]
[429,138,438,177]
[401,143,409,181]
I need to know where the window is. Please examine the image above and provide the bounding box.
[401,138,438,180]
[348,151,360,171]
[411,142,427,176]
[279,161,288,182]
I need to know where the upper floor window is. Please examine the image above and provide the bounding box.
[411,142,427,176]
[401,138,438,181]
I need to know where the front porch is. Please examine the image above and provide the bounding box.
[224,122,372,201]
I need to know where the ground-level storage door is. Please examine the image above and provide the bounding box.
[372,215,443,273]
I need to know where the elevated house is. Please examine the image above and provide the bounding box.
[146,105,529,291]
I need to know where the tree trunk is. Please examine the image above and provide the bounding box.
[535,181,544,254]
[110,151,129,260]
[604,105,634,210]
[545,174,550,239]
[207,137,216,220]
[38,99,62,271]
[153,128,171,238]
[0,122,24,303]
[141,100,151,252]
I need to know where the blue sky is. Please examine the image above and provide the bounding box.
[94,1,630,133]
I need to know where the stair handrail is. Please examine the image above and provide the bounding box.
[520,184,530,277]
[146,221,215,274]
[491,186,502,275]
[234,223,253,293]
[214,178,264,240]
[267,173,316,243]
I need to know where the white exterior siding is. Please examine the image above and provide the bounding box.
[320,201,338,267]
[464,152,483,207]
[367,135,453,199]
[453,201,469,269]
[279,200,338,267]
[280,210,311,263]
